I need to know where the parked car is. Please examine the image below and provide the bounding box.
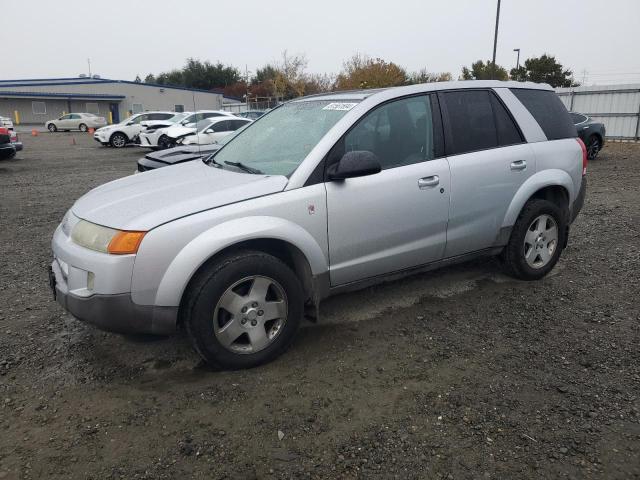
[51,81,587,370]
[571,112,605,160]
[137,144,222,172]
[0,127,16,160]
[137,112,193,149]
[9,129,22,152]
[46,113,107,132]
[173,117,252,146]
[137,112,192,148]
[236,110,267,120]
[0,116,14,130]
[143,111,237,150]
[93,111,175,148]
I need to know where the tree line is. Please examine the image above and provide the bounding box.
[136,52,578,101]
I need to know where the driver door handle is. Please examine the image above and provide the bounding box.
[418,175,439,189]
[510,160,527,171]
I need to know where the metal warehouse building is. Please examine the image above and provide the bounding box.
[0,77,225,125]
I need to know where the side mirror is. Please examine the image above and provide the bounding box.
[205,128,214,134]
[327,150,382,180]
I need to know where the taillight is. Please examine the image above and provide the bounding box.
[576,138,587,176]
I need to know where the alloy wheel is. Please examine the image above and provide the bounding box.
[587,137,600,160]
[523,214,558,269]
[213,275,288,354]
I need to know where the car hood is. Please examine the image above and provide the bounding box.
[145,145,220,164]
[72,161,288,231]
[166,125,197,138]
[96,123,125,132]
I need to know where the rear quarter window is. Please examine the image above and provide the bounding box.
[511,89,577,140]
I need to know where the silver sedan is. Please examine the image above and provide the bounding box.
[46,113,107,132]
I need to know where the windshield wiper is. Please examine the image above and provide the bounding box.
[224,161,263,174]
[203,154,222,168]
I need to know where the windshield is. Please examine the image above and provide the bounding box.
[213,100,358,176]
[195,119,215,131]
[168,113,188,123]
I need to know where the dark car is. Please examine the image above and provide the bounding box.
[571,112,605,160]
[136,143,221,172]
[0,127,16,160]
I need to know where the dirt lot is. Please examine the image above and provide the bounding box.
[0,132,639,479]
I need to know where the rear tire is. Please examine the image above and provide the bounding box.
[109,132,128,148]
[184,251,304,370]
[586,135,601,160]
[79,123,88,132]
[502,199,567,280]
[48,123,57,132]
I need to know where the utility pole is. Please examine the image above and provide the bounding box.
[513,48,521,81]
[581,69,588,85]
[491,0,501,80]
[87,58,92,78]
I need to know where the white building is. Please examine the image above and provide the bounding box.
[0,77,226,124]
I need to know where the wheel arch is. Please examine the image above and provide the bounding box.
[502,170,574,229]
[176,237,319,327]
[109,130,129,142]
[152,216,328,314]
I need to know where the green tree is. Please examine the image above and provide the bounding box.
[253,65,279,84]
[151,58,241,89]
[335,54,408,90]
[144,73,156,83]
[134,75,142,83]
[509,54,578,87]
[461,60,508,81]
[408,69,452,84]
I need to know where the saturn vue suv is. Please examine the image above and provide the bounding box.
[50,81,587,369]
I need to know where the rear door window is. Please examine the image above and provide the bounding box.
[511,89,577,140]
[490,94,524,146]
[441,90,497,155]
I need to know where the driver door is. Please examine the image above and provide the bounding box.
[326,94,451,286]
[57,114,72,129]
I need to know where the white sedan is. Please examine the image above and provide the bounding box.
[46,113,107,132]
[139,110,236,149]
[173,117,252,146]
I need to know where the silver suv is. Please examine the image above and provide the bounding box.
[50,81,587,369]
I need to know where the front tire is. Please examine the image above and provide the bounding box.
[48,123,57,132]
[184,251,304,370]
[109,132,128,148]
[502,199,567,280]
[79,123,88,132]
[157,134,170,150]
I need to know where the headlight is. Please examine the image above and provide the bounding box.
[71,220,146,255]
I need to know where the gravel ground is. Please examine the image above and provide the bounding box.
[0,132,639,479]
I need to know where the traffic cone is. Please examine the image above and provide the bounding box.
[70,137,76,145]
[88,128,95,134]
[31,129,38,136]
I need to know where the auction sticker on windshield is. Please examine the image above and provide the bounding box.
[322,102,358,111]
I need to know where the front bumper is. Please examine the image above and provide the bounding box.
[12,142,23,152]
[52,281,177,335]
[50,222,177,335]
[93,131,110,144]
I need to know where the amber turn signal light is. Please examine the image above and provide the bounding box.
[107,231,146,255]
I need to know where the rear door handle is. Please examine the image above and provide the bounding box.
[418,175,439,188]
[510,160,527,171]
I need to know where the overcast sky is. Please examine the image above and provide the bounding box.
[2,0,638,85]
